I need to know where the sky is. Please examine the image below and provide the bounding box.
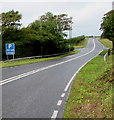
[1,0,113,37]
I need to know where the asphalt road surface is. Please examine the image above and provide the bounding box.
[1,38,107,119]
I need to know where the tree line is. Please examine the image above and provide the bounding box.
[1,10,75,59]
[1,10,86,60]
[67,35,85,45]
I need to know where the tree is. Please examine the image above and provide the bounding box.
[1,10,22,41]
[1,11,73,59]
[100,10,114,82]
[40,12,73,37]
[1,10,22,31]
[100,10,114,51]
[0,10,22,59]
[28,12,73,54]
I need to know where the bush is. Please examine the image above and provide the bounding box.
[67,35,85,45]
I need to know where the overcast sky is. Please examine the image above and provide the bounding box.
[1,0,113,37]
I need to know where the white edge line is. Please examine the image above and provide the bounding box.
[64,39,95,92]
[51,50,103,119]
[64,49,103,92]
[1,39,97,86]
[64,73,76,92]
[51,110,58,118]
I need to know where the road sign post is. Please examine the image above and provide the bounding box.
[6,43,15,60]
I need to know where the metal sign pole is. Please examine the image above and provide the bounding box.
[7,55,8,60]
[13,54,14,60]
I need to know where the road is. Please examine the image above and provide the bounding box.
[1,38,106,119]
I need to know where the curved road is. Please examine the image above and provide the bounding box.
[2,38,107,118]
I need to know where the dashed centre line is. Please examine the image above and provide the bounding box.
[51,110,58,118]
[57,100,62,106]
[61,93,65,98]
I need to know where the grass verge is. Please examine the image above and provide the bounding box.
[99,38,112,56]
[99,49,109,56]
[63,55,112,118]
[74,38,88,49]
[99,39,112,48]
[1,50,80,68]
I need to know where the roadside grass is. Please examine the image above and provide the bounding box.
[99,38,112,56]
[63,55,112,118]
[99,39,112,48]
[99,49,109,56]
[74,38,88,49]
[1,50,80,68]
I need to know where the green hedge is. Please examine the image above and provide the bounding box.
[67,35,85,45]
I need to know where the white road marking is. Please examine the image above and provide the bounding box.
[64,72,77,92]
[64,49,103,92]
[1,39,96,86]
[51,110,58,118]
[64,39,95,92]
[61,93,65,98]
[57,100,62,106]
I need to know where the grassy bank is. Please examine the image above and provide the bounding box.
[99,49,109,56]
[64,38,113,118]
[64,55,112,118]
[74,38,88,49]
[99,39,112,48]
[99,39,112,56]
[1,38,88,68]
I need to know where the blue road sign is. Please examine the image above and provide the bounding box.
[6,43,15,55]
